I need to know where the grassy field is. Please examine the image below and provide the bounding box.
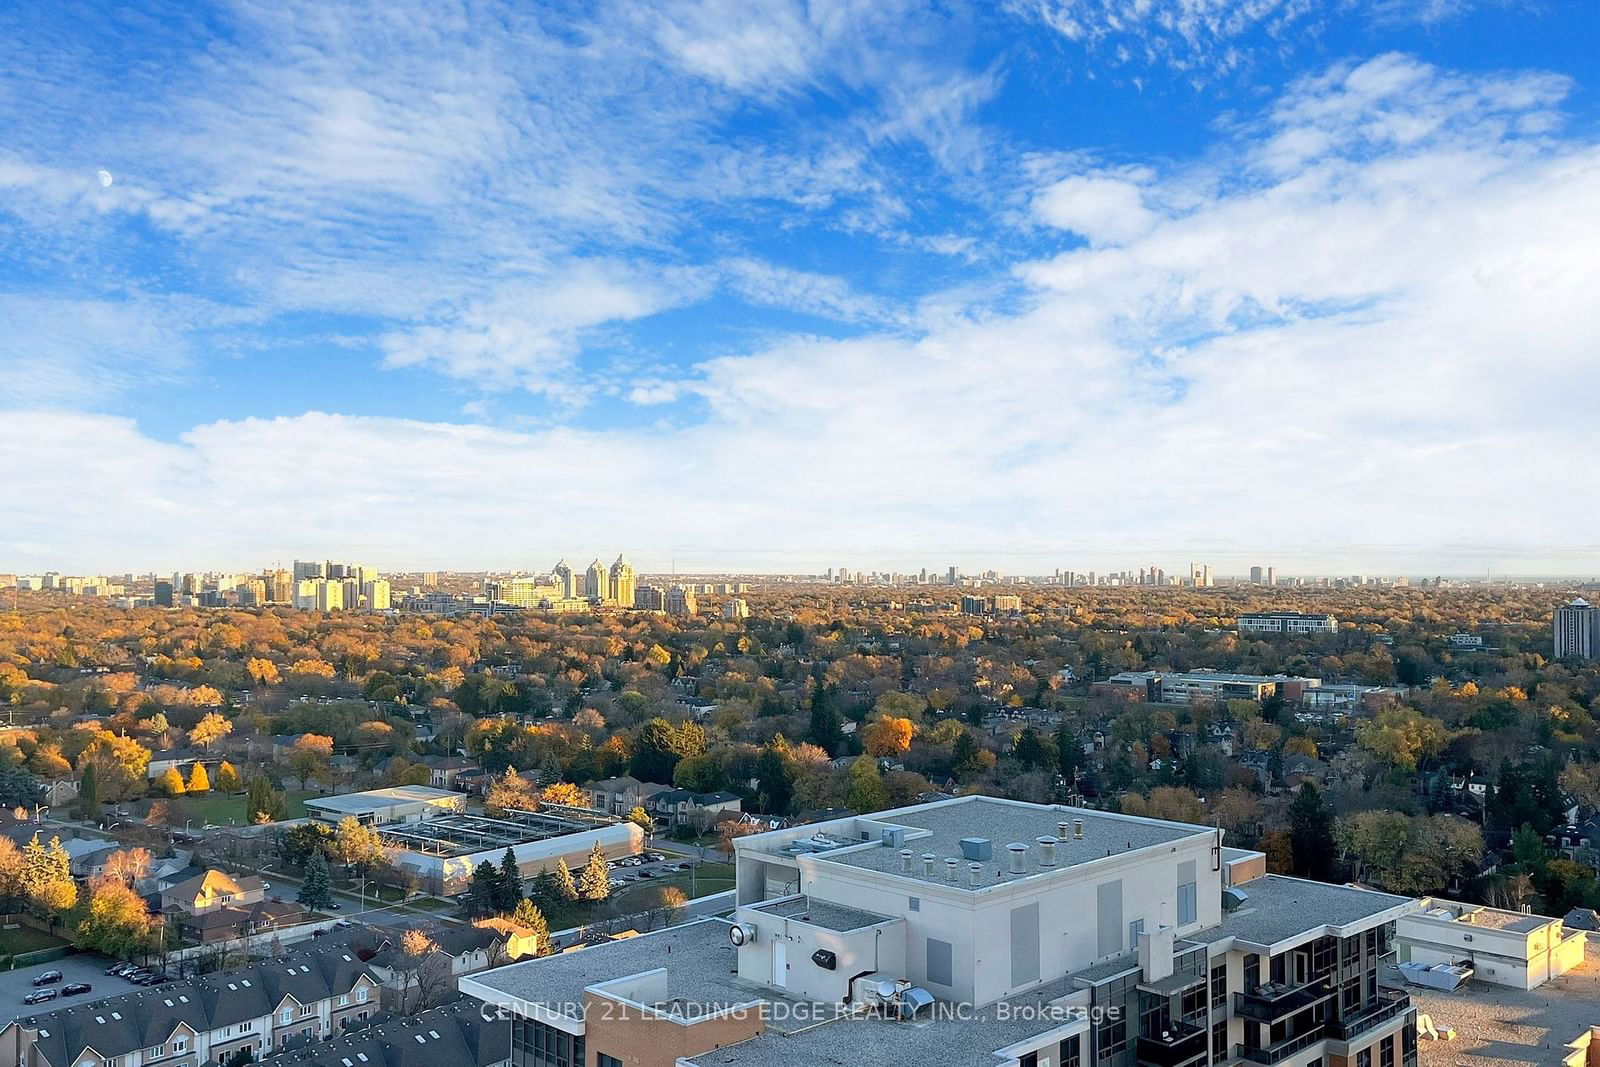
[536,862,736,931]
[159,789,318,826]
[0,925,69,956]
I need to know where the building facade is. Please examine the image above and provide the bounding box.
[1555,597,1599,660]
[1237,612,1339,636]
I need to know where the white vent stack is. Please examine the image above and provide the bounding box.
[922,853,937,877]
[1037,836,1058,867]
[1058,820,1071,840]
[1073,818,1085,840]
[1007,842,1028,874]
[968,862,983,886]
[945,858,959,882]
[899,848,913,873]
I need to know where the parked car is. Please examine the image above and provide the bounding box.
[32,970,63,986]
[62,983,92,996]
[22,989,58,1005]
[106,962,132,976]
[637,870,653,878]
[335,919,355,929]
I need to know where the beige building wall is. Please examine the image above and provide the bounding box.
[579,992,763,1067]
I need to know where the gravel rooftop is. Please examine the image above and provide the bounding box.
[1407,942,1600,1067]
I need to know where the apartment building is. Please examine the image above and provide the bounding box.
[463,795,1420,1067]
[0,946,382,1067]
[1237,613,1339,636]
[1555,598,1599,660]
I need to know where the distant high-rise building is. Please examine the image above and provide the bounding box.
[293,559,325,580]
[316,580,344,612]
[947,566,958,585]
[553,559,577,599]
[609,555,635,608]
[1266,566,1276,587]
[362,579,391,611]
[722,597,749,620]
[634,585,666,611]
[1249,566,1263,584]
[585,559,611,602]
[665,585,697,616]
[153,580,174,607]
[1555,598,1599,660]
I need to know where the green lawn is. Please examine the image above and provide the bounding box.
[0,925,69,956]
[161,789,318,826]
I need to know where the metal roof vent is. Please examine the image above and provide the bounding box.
[898,848,914,873]
[1073,818,1085,839]
[1222,887,1249,912]
[945,858,959,882]
[922,853,937,877]
[1007,842,1028,874]
[967,862,983,886]
[960,837,992,862]
[1037,836,1058,867]
[1058,820,1071,839]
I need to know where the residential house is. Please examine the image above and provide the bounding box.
[0,943,384,1067]
[419,755,481,791]
[647,789,742,831]
[162,869,267,915]
[586,776,671,816]
[250,1001,508,1067]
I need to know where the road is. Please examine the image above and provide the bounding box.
[1,954,145,1013]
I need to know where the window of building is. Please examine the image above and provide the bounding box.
[1019,1054,1038,1067]
[1244,955,1260,992]
[1060,1034,1081,1067]
[1095,1017,1126,1063]
[597,1056,622,1067]
[357,988,368,1003]
[1177,880,1197,925]
[909,896,920,912]
[339,995,349,1007]
[1211,960,1227,1009]
[1180,984,1206,1023]
[1380,1036,1395,1067]
[1357,1049,1371,1067]
[1128,918,1144,949]
[514,1018,586,1067]
[1211,1020,1226,1060]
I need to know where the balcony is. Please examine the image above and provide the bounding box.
[1233,1027,1326,1065]
[1135,1020,1208,1067]
[1327,989,1411,1042]
[1233,980,1335,1026]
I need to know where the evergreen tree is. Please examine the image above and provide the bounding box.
[553,857,579,903]
[497,848,523,914]
[754,747,794,815]
[75,762,100,820]
[807,683,844,755]
[528,868,562,910]
[466,861,501,918]
[511,898,551,955]
[20,833,78,918]
[1054,722,1082,782]
[298,850,333,911]
[1287,781,1336,881]
[576,843,610,903]
[247,776,287,823]
[216,761,243,793]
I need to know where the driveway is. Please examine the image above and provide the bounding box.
[1,953,145,1014]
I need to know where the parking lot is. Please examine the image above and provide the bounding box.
[0,954,146,1012]
[605,850,694,890]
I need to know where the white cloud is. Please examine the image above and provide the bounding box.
[1032,172,1157,245]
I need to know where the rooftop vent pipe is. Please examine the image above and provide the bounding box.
[922,853,937,877]
[1037,836,1058,867]
[898,848,913,873]
[968,862,983,887]
[1073,818,1085,840]
[1058,820,1072,840]
[945,858,959,882]
[1007,842,1028,874]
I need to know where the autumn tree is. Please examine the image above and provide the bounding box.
[862,716,915,758]
[75,879,153,958]
[101,847,152,888]
[189,711,233,751]
[247,775,288,823]
[845,756,889,814]
[158,766,187,796]
[397,929,451,1014]
[216,760,243,793]
[287,734,334,790]
[187,762,211,794]
[485,769,539,816]
[334,816,387,874]
[539,781,586,807]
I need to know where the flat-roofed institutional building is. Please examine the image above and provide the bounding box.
[464,795,1421,1067]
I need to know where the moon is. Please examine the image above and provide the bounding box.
[96,169,114,188]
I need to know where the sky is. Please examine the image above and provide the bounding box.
[2,0,1599,577]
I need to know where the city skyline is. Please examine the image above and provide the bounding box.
[3,2,1599,572]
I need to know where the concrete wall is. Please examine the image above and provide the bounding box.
[784,835,1222,1008]
[732,904,906,1003]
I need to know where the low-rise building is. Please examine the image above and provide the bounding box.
[252,1001,508,1067]
[1237,612,1340,636]
[464,795,1421,1067]
[1397,898,1587,989]
[304,786,468,827]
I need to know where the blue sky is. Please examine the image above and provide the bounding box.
[2,0,1598,575]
